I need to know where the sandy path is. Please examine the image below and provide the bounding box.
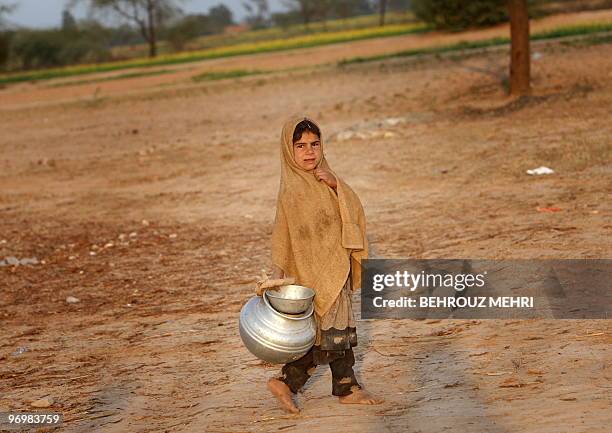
[0,26,611,433]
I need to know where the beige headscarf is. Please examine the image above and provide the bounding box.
[271,116,368,317]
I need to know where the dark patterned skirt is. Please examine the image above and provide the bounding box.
[313,276,357,364]
[277,275,361,396]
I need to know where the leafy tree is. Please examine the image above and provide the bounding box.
[356,0,376,14]
[71,0,184,57]
[379,0,387,26]
[165,14,210,51]
[333,0,358,20]
[11,27,110,69]
[0,32,10,69]
[313,0,332,24]
[388,0,411,12]
[0,2,15,69]
[270,10,301,28]
[285,0,355,26]
[208,3,233,32]
[411,0,508,30]
[62,9,78,33]
[11,31,61,69]
[103,22,143,47]
[281,0,317,26]
[165,5,232,53]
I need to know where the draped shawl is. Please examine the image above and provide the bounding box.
[271,116,368,317]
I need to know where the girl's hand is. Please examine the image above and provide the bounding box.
[314,168,337,189]
[255,270,295,296]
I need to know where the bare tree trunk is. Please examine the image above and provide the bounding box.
[508,0,530,95]
[379,0,387,27]
[146,0,157,58]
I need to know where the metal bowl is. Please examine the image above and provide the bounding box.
[265,284,315,314]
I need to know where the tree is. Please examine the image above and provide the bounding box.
[0,2,16,69]
[165,12,228,52]
[332,0,354,20]
[165,15,204,51]
[0,2,15,29]
[62,9,78,33]
[313,0,332,25]
[11,26,111,69]
[508,0,530,95]
[72,0,183,57]
[331,0,374,20]
[243,0,269,28]
[379,0,387,26]
[270,10,301,28]
[388,0,411,12]
[412,0,508,30]
[282,0,333,27]
[208,4,233,32]
[282,0,315,26]
[0,31,11,69]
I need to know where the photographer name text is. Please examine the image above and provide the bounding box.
[372,296,534,309]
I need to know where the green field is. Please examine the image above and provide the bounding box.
[0,22,428,85]
[191,69,269,82]
[339,23,612,64]
[113,11,417,58]
[1,20,611,86]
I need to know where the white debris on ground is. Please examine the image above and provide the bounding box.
[0,256,39,267]
[331,116,412,142]
[526,166,555,175]
[66,296,80,304]
[0,224,158,268]
[11,347,28,356]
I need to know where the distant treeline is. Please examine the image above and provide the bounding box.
[0,0,610,73]
[0,4,236,71]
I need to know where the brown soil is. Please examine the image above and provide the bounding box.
[1,14,610,433]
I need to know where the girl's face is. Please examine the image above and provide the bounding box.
[293,130,322,171]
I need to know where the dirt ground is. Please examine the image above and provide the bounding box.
[1,14,611,433]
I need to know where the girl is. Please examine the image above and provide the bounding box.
[262,116,383,413]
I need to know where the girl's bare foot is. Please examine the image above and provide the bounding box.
[338,386,384,405]
[267,378,300,413]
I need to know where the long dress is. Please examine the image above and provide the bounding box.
[312,272,357,365]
